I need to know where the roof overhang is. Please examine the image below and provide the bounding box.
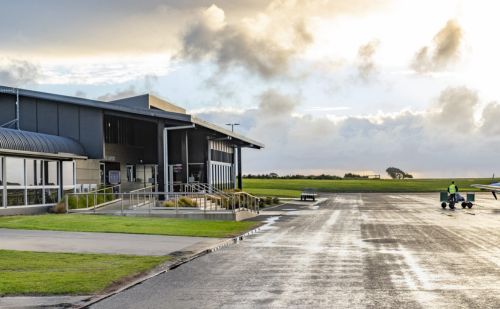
[191,116,264,149]
[0,149,86,160]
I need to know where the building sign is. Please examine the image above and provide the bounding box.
[109,170,121,184]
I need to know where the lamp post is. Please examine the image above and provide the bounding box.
[225,123,240,132]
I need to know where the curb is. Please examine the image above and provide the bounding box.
[77,225,262,308]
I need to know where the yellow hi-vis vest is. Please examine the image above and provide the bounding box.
[449,184,456,194]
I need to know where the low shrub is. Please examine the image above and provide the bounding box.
[272,197,280,204]
[258,198,265,208]
[265,196,273,205]
[163,200,175,207]
[50,201,67,214]
[178,197,198,207]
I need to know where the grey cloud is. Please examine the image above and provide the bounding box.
[356,40,379,82]
[96,85,137,102]
[74,90,87,98]
[481,102,500,135]
[258,90,299,115]
[180,5,314,78]
[0,59,41,87]
[194,86,500,177]
[429,86,478,133]
[411,19,463,73]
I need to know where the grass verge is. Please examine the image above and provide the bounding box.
[243,178,498,197]
[0,249,169,296]
[0,214,259,238]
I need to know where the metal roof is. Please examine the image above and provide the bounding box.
[0,127,86,158]
[0,85,264,149]
[0,86,191,123]
[191,117,264,149]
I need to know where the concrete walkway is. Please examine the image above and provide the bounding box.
[0,228,223,256]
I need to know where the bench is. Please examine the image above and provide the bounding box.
[300,188,317,201]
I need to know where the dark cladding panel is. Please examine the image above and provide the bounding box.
[188,129,208,163]
[58,104,80,140]
[19,97,37,132]
[36,100,58,135]
[0,94,15,125]
[79,107,103,159]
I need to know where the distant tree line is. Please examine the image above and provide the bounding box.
[245,168,413,180]
[244,173,375,180]
[244,174,342,180]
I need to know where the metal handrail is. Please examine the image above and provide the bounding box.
[66,189,260,214]
[83,184,121,194]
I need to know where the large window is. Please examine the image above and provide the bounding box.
[0,157,71,207]
[44,161,58,186]
[6,157,24,186]
[0,157,3,186]
[26,159,43,186]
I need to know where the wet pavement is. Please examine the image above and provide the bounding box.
[92,193,500,308]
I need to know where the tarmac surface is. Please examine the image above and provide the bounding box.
[92,193,500,308]
[0,228,219,256]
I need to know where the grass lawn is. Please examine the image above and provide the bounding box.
[0,214,259,238]
[243,178,498,198]
[0,250,169,295]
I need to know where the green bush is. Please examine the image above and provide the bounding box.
[163,200,175,207]
[272,197,280,204]
[178,197,198,207]
[258,198,265,208]
[265,196,273,205]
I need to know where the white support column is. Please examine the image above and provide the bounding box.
[2,157,6,208]
[207,140,212,188]
[163,128,169,194]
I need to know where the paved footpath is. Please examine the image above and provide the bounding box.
[0,228,221,256]
[93,193,500,308]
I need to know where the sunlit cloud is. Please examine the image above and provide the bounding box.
[40,55,173,85]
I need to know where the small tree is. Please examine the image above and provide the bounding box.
[386,167,413,179]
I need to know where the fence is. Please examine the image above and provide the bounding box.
[65,189,260,216]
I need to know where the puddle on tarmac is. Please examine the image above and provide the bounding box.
[259,216,280,231]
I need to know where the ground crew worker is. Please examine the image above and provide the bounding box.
[448,181,458,202]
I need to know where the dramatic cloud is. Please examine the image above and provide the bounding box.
[96,86,138,102]
[0,59,41,87]
[196,86,500,177]
[180,4,314,78]
[356,40,380,82]
[411,19,463,73]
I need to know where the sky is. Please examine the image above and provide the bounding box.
[1,0,500,177]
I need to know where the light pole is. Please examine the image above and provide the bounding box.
[225,123,240,132]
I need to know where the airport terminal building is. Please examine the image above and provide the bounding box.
[0,86,262,210]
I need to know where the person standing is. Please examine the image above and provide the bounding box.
[448,181,458,202]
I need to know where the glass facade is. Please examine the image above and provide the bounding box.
[0,156,76,207]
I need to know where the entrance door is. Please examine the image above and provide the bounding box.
[126,165,135,182]
[168,164,183,191]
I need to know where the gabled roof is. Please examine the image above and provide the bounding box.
[0,127,86,159]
